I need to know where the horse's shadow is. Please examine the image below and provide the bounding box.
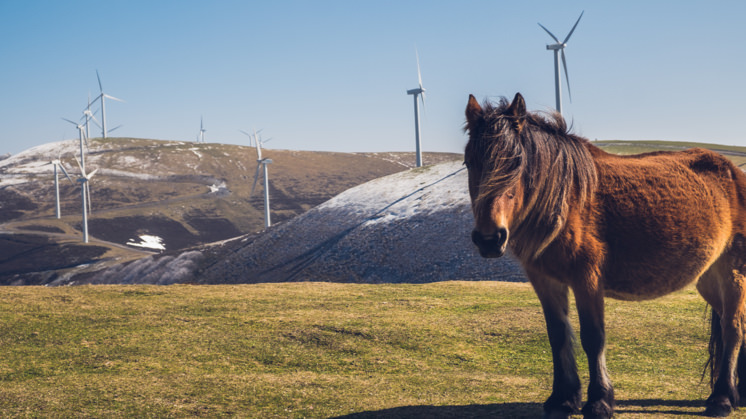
[331,399,705,418]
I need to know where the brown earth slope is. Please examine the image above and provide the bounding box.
[0,137,460,284]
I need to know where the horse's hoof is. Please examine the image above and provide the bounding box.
[705,399,733,417]
[581,399,614,419]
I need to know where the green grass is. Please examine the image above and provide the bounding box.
[0,282,742,418]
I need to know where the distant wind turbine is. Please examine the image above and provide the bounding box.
[48,157,74,219]
[199,117,206,143]
[91,70,124,139]
[63,117,93,215]
[74,156,98,243]
[239,128,261,147]
[406,50,426,167]
[82,93,97,139]
[538,11,584,115]
[249,129,273,229]
[62,117,88,172]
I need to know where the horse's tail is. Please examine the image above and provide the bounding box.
[704,307,722,389]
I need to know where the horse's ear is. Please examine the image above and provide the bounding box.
[507,93,527,133]
[465,94,483,131]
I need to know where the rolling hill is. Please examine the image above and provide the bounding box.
[0,137,459,284]
[4,138,746,286]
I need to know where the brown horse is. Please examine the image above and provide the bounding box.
[464,93,746,418]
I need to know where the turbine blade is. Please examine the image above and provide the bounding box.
[561,50,572,102]
[538,23,560,43]
[250,164,262,196]
[87,168,98,180]
[96,70,103,93]
[108,124,123,133]
[74,156,85,176]
[563,10,584,44]
[62,117,77,126]
[416,49,423,89]
[58,163,74,183]
[104,94,124,102]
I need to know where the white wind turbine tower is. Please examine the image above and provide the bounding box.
[406,50,426,167]
[92,70,124,139]
[74,157,98,243]
[48,157,74,219]
[538,11,584,115]
[250,129,273,229]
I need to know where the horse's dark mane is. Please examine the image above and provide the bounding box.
[468,97,598,260]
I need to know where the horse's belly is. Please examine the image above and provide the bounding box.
[601,227,728,301]
[598,168,733,301]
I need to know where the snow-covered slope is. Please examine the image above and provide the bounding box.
[86,161,526,285]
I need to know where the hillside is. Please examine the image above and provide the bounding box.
[0,137,460,284]
[68,140,746,286]
[5,139,746,286]
[77,160,525,285]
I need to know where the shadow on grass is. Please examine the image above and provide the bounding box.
[332,399,705,418]
[331,403,542,419]
[616,398,705,416]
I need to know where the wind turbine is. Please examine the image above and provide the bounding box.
[406,50,426,167]
[199,117,206,142]
[538,11,584,115]
[239,129,260,147]
[62,117,88,172]
[82,93,96,139]
[62,117,93,214]
[91,70,124,139]
[74,156,98,243]
[49,157,74,219]
[250,130,273,229]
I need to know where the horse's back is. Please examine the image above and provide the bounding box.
[590,146,746,300]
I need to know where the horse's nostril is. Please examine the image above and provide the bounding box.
[471,230,482,246]
[472,228,509,258]
[495,227,508,246]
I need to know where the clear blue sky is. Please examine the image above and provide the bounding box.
[2,1,745,157]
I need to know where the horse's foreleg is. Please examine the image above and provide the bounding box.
[528,272,582,418]
[574,281,614,419]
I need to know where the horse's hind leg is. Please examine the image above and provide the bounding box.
[698,261,746,417]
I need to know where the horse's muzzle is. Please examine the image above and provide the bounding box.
[471,228,508,258]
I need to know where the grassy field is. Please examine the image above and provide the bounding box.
[0,281,744,418]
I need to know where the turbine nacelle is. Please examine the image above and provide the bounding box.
[538,10,584,115]
[546,44,566,51]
